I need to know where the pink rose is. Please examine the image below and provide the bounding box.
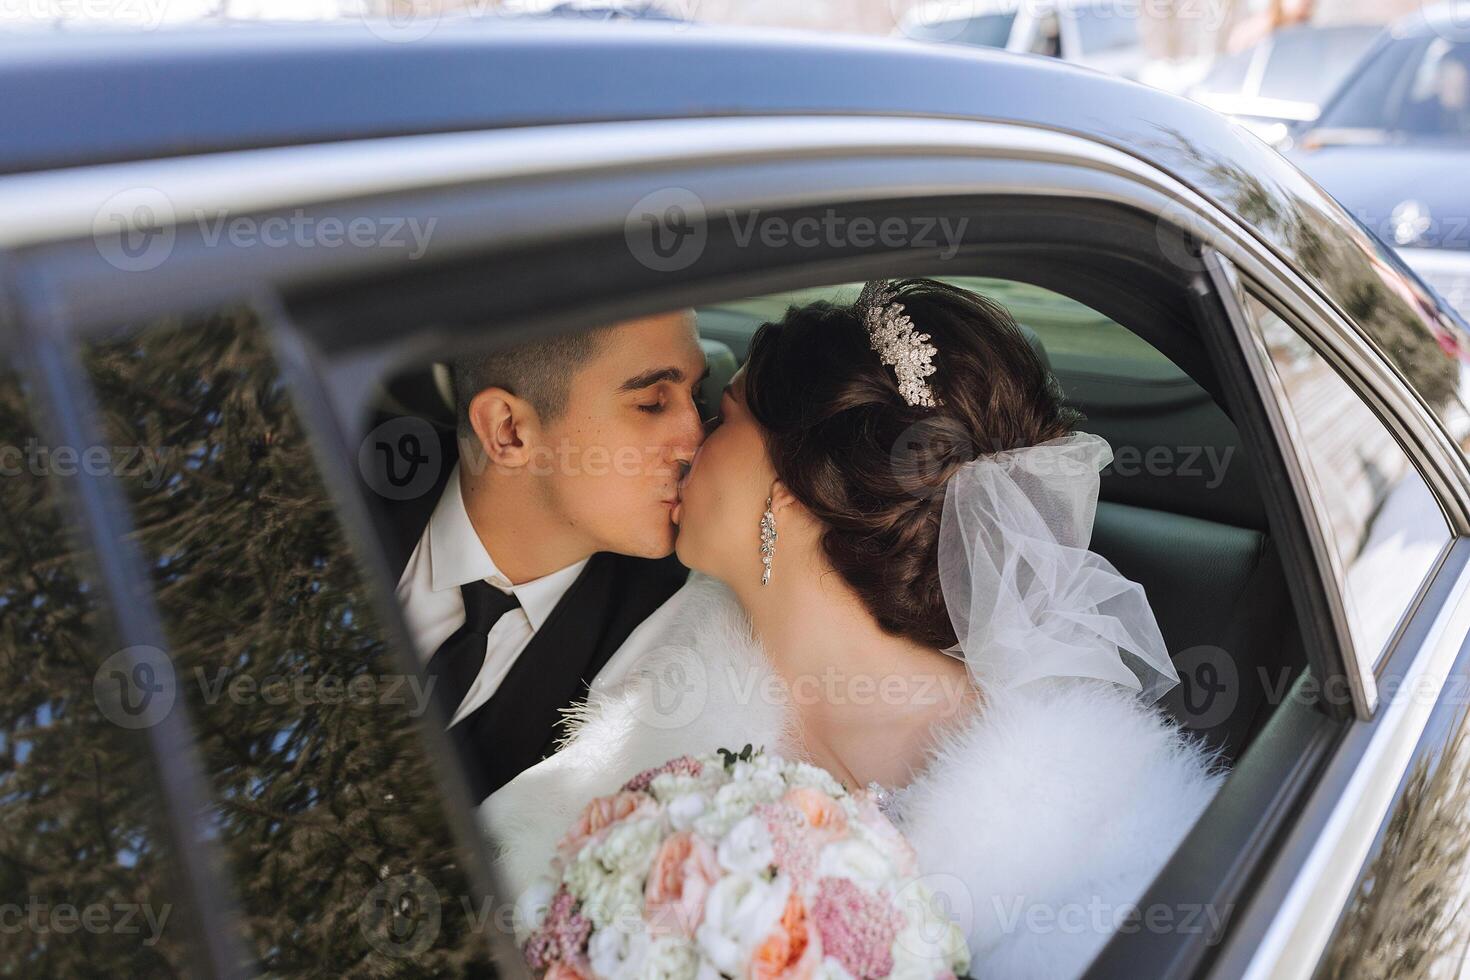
[782,787,848,841]
[544,961,591,980]
[644,831,722,937]
[558,791,657,863]
[751,890,822,980]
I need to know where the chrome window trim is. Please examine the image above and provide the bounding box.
[1205,251,1379,717]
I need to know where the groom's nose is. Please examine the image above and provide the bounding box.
[668,396,705,466]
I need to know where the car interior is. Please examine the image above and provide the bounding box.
[366,273,1307,768]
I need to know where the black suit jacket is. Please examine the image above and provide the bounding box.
[384,442,688,804]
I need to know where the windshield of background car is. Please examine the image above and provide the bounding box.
[1318,36,1470,140]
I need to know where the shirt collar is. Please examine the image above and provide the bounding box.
[427,462,590,630]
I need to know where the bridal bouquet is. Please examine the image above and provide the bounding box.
[516,746,970,980]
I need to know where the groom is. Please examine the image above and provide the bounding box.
[394,312,706,804]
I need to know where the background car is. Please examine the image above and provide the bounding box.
[1289,4,1470,320]
[4,17,1470,980]
[894,0,1153,82]
[1187,23,1382,147]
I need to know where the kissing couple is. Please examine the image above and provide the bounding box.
[394,279,1225,977]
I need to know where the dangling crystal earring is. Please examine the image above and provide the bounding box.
[759,496,777,586]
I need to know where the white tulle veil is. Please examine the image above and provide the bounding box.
[938,431,1179,704]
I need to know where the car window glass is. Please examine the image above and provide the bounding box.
[1245,292,1451,667]
[0,358,196,974]
[78,308,494,974]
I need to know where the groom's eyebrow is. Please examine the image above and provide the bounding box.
[618,367,686,392]
[618,365,710,392]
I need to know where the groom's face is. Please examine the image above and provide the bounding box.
[538,312,707,558]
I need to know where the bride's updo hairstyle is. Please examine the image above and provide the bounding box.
[742,278,1077,649]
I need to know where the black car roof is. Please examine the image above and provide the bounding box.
[2,17,1232,176]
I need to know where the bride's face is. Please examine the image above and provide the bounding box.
[673,367,777,583]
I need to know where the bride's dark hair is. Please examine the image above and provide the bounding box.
[743,278,1078,649]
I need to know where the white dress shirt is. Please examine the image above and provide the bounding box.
[396,463,589,728]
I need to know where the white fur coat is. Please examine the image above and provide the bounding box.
[478,575,1226,979]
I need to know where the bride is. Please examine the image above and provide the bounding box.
[480,279,1226,978]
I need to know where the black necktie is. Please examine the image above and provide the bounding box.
[427,580,520,725]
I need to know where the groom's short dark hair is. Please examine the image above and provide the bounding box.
[449,327,612,436]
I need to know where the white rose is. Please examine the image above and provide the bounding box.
[784,761,847,797]
[817,838,892,887]
[890,880,971,978]
[567,819,663,928]
[589,922,651,980]
[716,815,775,875]
[650,765,721,802]
[642,935,701,980]
[889,917,971,980]
[694,873,791,975]
[667,792,707,831]
[512,877,557,945]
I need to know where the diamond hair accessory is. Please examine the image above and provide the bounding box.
[857,280,939,408]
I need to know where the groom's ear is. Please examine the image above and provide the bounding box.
[465,385,541,470]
